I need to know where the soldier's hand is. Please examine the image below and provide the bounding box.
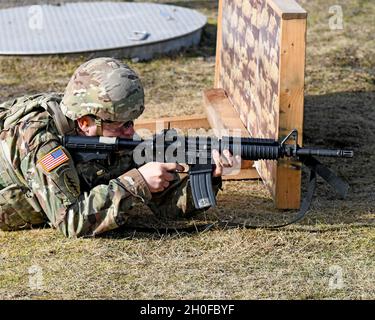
[138,162,185,193]
[212,149,241,177]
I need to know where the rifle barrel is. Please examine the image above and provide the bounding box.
[62,135,354,163]
[296,148,354,158]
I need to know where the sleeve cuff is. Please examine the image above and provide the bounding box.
[117,169,152,202]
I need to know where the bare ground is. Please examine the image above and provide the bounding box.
[0,0,374,299]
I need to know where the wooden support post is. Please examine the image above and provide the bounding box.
[275,16,306,208]
[214,0,223,88]
[135,115,210,132]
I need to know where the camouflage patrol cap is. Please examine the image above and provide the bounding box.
[61,57,144,122]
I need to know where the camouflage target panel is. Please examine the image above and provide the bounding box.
[215,0,307,208]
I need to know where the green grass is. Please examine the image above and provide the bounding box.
[0,0,374,300]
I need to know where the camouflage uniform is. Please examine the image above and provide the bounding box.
[0,58,221,237]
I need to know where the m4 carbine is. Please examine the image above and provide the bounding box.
[61,129,353,213]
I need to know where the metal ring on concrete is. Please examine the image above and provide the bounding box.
[0,2,207,59]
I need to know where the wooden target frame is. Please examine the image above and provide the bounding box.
[136,0,307,209]
[207,0,307,209]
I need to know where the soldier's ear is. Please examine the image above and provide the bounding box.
[77,115,94,132]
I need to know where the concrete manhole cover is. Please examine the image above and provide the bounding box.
[0,2,207,59]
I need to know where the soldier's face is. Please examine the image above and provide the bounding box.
[77,116,135,138]
[102,121,135,139]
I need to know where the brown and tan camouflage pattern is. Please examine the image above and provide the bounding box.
[61,57,145,122]
[219,0,281,140]
[0,94,221,237]
[217,0,285,199]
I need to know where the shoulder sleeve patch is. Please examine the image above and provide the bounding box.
[38,146,69,173]
[36,142,81,202]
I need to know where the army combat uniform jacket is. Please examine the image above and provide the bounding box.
[0,94,221,237]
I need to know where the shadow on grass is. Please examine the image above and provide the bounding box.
[303,90,374,197]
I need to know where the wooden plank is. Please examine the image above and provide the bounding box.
[203,88,259,178]
[179,165,258,180]
[203,88,250,137]
[279,18,306,141]
[135,115,210,132]
[222,168,259,180]
[275,17,306,208]
[268,0,307,20]
[214,0,223,88]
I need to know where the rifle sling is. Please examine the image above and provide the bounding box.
[216,156,348,229]
[301,156,349,198]
[120,158,349,233]
[45,100,76,136]
[217,167,317,229]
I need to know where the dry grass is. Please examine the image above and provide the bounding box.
[0,223,374,299]
[0,0,374,300]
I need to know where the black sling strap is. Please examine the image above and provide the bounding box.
[128,156,349,234]
[215,156,348,229]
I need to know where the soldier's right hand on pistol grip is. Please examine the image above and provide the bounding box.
[138,162,184,193]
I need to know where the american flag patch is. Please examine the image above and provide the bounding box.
[39,146,69,172]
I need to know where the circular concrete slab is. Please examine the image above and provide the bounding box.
[0,2,207,59]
